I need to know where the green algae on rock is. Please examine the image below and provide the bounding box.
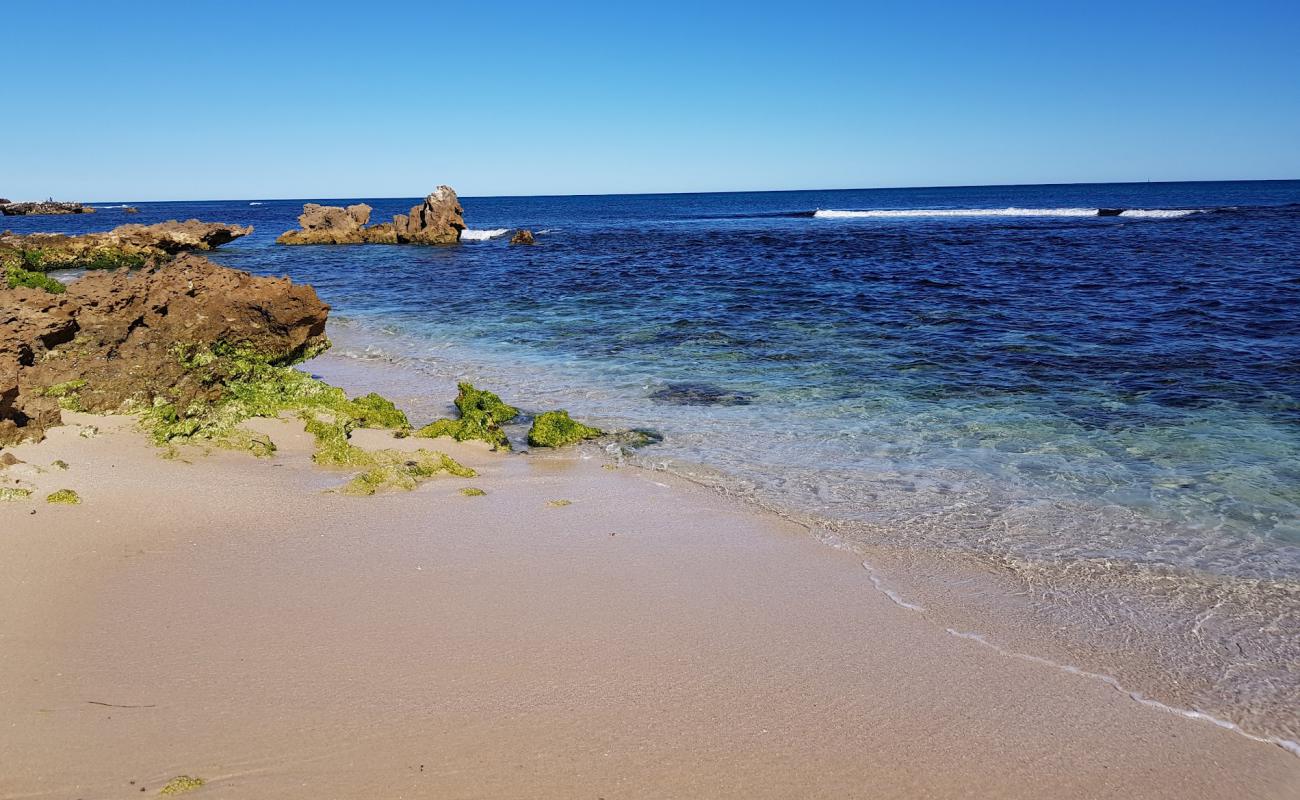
[460,487,487,496]
[527,410,603,448]
[45,489,80,505]
[4,264,65,294]
[39,379,86,411]
[0,487,33,502]
[158,775,205,795]
[414,382,519,450]
[141,344,409,457]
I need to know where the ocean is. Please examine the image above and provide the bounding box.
[10,180,1299,750]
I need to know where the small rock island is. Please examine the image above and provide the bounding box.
[278,186,465,245]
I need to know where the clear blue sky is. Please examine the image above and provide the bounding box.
[3,1,1298,200]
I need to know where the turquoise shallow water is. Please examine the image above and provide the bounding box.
[13,180,1300,745]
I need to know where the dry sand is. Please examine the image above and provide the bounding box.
[1,411,1298,799]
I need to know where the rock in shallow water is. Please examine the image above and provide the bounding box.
[648,382,756,406]
[278,187,465,246]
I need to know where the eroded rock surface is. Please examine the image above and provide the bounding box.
[1,201,93,216]
[0,220,253,272]
[276,203,398,245]
[278,186,465,246]
[0,255,328,446]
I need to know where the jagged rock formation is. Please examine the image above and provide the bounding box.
[0,220,253,272]
[276,203,397,245]
[1,201,94,216]
[509,229,535,245]
[0,255,329,446]
[278,186,465,246]
[392,187,465,244]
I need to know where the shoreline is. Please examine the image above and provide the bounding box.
[4,380,1298,796]
[310,320,1300,749]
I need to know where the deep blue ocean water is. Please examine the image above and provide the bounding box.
[9,180,1300,743]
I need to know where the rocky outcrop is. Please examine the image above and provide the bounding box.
[0,220,253,272]
[0,255,329,446]
[278,186,465,246]
[509,229,535,245]
[392,187,465,244]
[276,203,397,245]
[1,201,93,216]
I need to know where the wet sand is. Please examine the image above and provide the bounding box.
[1,411,1298,798]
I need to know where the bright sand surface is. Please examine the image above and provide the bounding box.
[2,408,1299,798]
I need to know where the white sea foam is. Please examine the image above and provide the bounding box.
[461,228,510,241]
[814,207,1200,219]
[857,561,1300,757]
[97,204,131,209]
[1117,208,1200,218]
[249,202,263,206]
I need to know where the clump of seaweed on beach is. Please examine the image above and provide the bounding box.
[527,410,603,448]
[414,382,519,450]
[158,775,205,795]
[140,342,408,456]
[303,414,475,495]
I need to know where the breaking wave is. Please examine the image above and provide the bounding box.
[814,207,1201,219]
[461,228,511,241]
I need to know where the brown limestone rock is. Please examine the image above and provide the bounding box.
[0,255,329,445]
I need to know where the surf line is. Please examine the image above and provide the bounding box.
[858,560,1300,758]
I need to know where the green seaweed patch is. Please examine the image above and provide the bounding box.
[527,410,603,448]
[50,459,69,471]
[158,775,205,795]
[0,487,33,502]
[41,379,85,397]
[46,489,80,505]
[140,343,409,457]
[546,499,572,508]
[459,487,487,497]
[39,379,86,410]
[413,382,518,450]
[4,265,66,293]
[303,416,476,495]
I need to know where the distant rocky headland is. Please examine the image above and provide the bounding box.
[1,200,94,216]
[1,220,252,276]
[279,186,465,245]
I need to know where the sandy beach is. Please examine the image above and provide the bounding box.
[2,387,1298,798]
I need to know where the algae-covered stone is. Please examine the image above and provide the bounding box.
[141,348,410,456]
[4,265,65,293]
[527,410,602,448]
[414,383,518,450]
[46,489,80,504]
[347,392,410,430]
[546,499,572,508]
[0,487,33,502]
[459,487,487,496]
[158,775,205,795]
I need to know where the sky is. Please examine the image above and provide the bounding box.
[2,1,1298,200]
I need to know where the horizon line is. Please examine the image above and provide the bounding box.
[25,176,1300,205]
